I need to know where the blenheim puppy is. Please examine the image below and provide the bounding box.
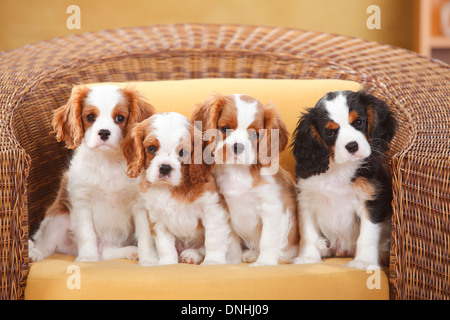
[29,85,155,263]
[122,112,241,265]
[192,94,299,266]
[291,90,397,269]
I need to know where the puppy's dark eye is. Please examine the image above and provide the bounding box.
[178,149,186,158]
[86,114,96,123]
[352,117,364,129]
[147,145,157,154]
[220,126,230,134]
[250,131,259,140]
[115,115,125,124]
[325,129,336,137]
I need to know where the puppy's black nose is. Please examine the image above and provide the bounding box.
[233,143,245,155]
[345,141,359,154]
[159,164,172,176]
[98,129,111,141]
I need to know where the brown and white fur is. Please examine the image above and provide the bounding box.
[192,94,299,266]
[122,112,241,265]
[29,85,155,264]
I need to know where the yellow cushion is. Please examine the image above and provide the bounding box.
[26,255,388,300]
[27,79,382,300]
[86,78,362,175]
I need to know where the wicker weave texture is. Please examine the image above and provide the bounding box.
[0,24,449,299]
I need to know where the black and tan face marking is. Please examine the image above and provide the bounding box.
[292,90,397,179]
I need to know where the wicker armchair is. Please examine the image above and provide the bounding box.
[1,24,449,300]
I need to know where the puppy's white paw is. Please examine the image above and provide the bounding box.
[292,255,322,265]
[201,258,226,266]
[139,256,158,267]
[138,250,158,266]
[249,259,277,267]
[29,247,45,262]
[180,249,203,265]
[242,249,258,263]
[157,257,178,265]
[316,237,331,257]
[75,255,99,262]
[347,259,379,270]
[123,246,139,260]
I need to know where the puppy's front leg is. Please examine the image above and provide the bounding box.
[250,202,286,266]
[347,208,380,269]
[293,205,322,265]
[133,205,158,266]
[71,206,99,262]
[154,222,178,265]
[201,204,229,265]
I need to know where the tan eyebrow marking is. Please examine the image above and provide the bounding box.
[325,121,339,130]
[348,110,359,124]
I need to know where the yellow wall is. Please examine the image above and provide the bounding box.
[0,0,414,52]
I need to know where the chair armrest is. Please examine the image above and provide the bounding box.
[0,90,31,300]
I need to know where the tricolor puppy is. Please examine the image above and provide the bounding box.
[122,112,241,265]
[29,85,156,264]
[291,90,397,269]
[192,94,299,266]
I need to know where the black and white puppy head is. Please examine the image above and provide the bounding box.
[292,90,397,179]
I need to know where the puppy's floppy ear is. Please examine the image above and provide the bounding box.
[258,103,289,166]
[191,94,228,155]
[122,85,156,127]
[291,110,330,180]
[186,123,213,186]
[362,92,397,153]
[191,94,226,131]
[121,122,146,178]
[52,85,90,149]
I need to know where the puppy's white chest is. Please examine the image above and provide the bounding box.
[214,166,262,248]
[69,145,134,194]
[215,166,254,196]
[143,187,203,240]
[298,163,365,253]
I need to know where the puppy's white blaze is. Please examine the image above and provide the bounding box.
[217,95,259,165]
[324,93,371,164]
[233,94,258,130]
[152,112,191,154]
[84,85,127,149]
[323,93,349,126]
[84,85,125,109]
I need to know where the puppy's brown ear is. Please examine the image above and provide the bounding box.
[258,103,289,165]
[186,124,213,186]
[191,94,227,131]
[52,85,90,149]
[191,94,229,157]
[121,122,146,178]
[122,85,156,128]
[362,92,397,153]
